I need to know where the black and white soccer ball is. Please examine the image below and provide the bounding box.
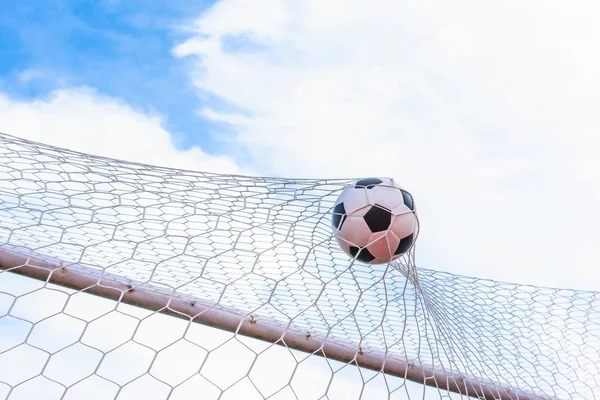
[331,177,418,264]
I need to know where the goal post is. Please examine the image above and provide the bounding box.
[0,132,597,400]
[0,247,543,400]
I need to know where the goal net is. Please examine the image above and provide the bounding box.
[0,132,597,400]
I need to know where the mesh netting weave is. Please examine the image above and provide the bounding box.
[0,132,598,400]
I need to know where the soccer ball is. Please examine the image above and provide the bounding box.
[331,177,418,264]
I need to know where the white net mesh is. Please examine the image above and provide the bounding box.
[0,132,598,400]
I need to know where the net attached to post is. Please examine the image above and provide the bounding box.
[0,132,598,400]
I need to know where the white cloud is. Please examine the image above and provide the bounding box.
[16,69,46,84]
[0,87,252,176]
[174,0,600,290]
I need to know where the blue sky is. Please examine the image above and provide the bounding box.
[0,0,228,152]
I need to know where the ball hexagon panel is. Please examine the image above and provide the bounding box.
[391,212,417,241]
[363,205,392,233]
[354,177,383,189]
[391,203,413,216]
[366,231,399,264]
[400,189,415,211]
[394,233,414,255]
[337,215,372,248]
[349,246,375,263]
[390,213,417,257]
[333,187,370,216]
[348,205,370,219]
[368,184,406,212]
[331,203,347,230]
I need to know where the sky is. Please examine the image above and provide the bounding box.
[1,0,600,398]
[1,0,600,291]
[0,1,216,149]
